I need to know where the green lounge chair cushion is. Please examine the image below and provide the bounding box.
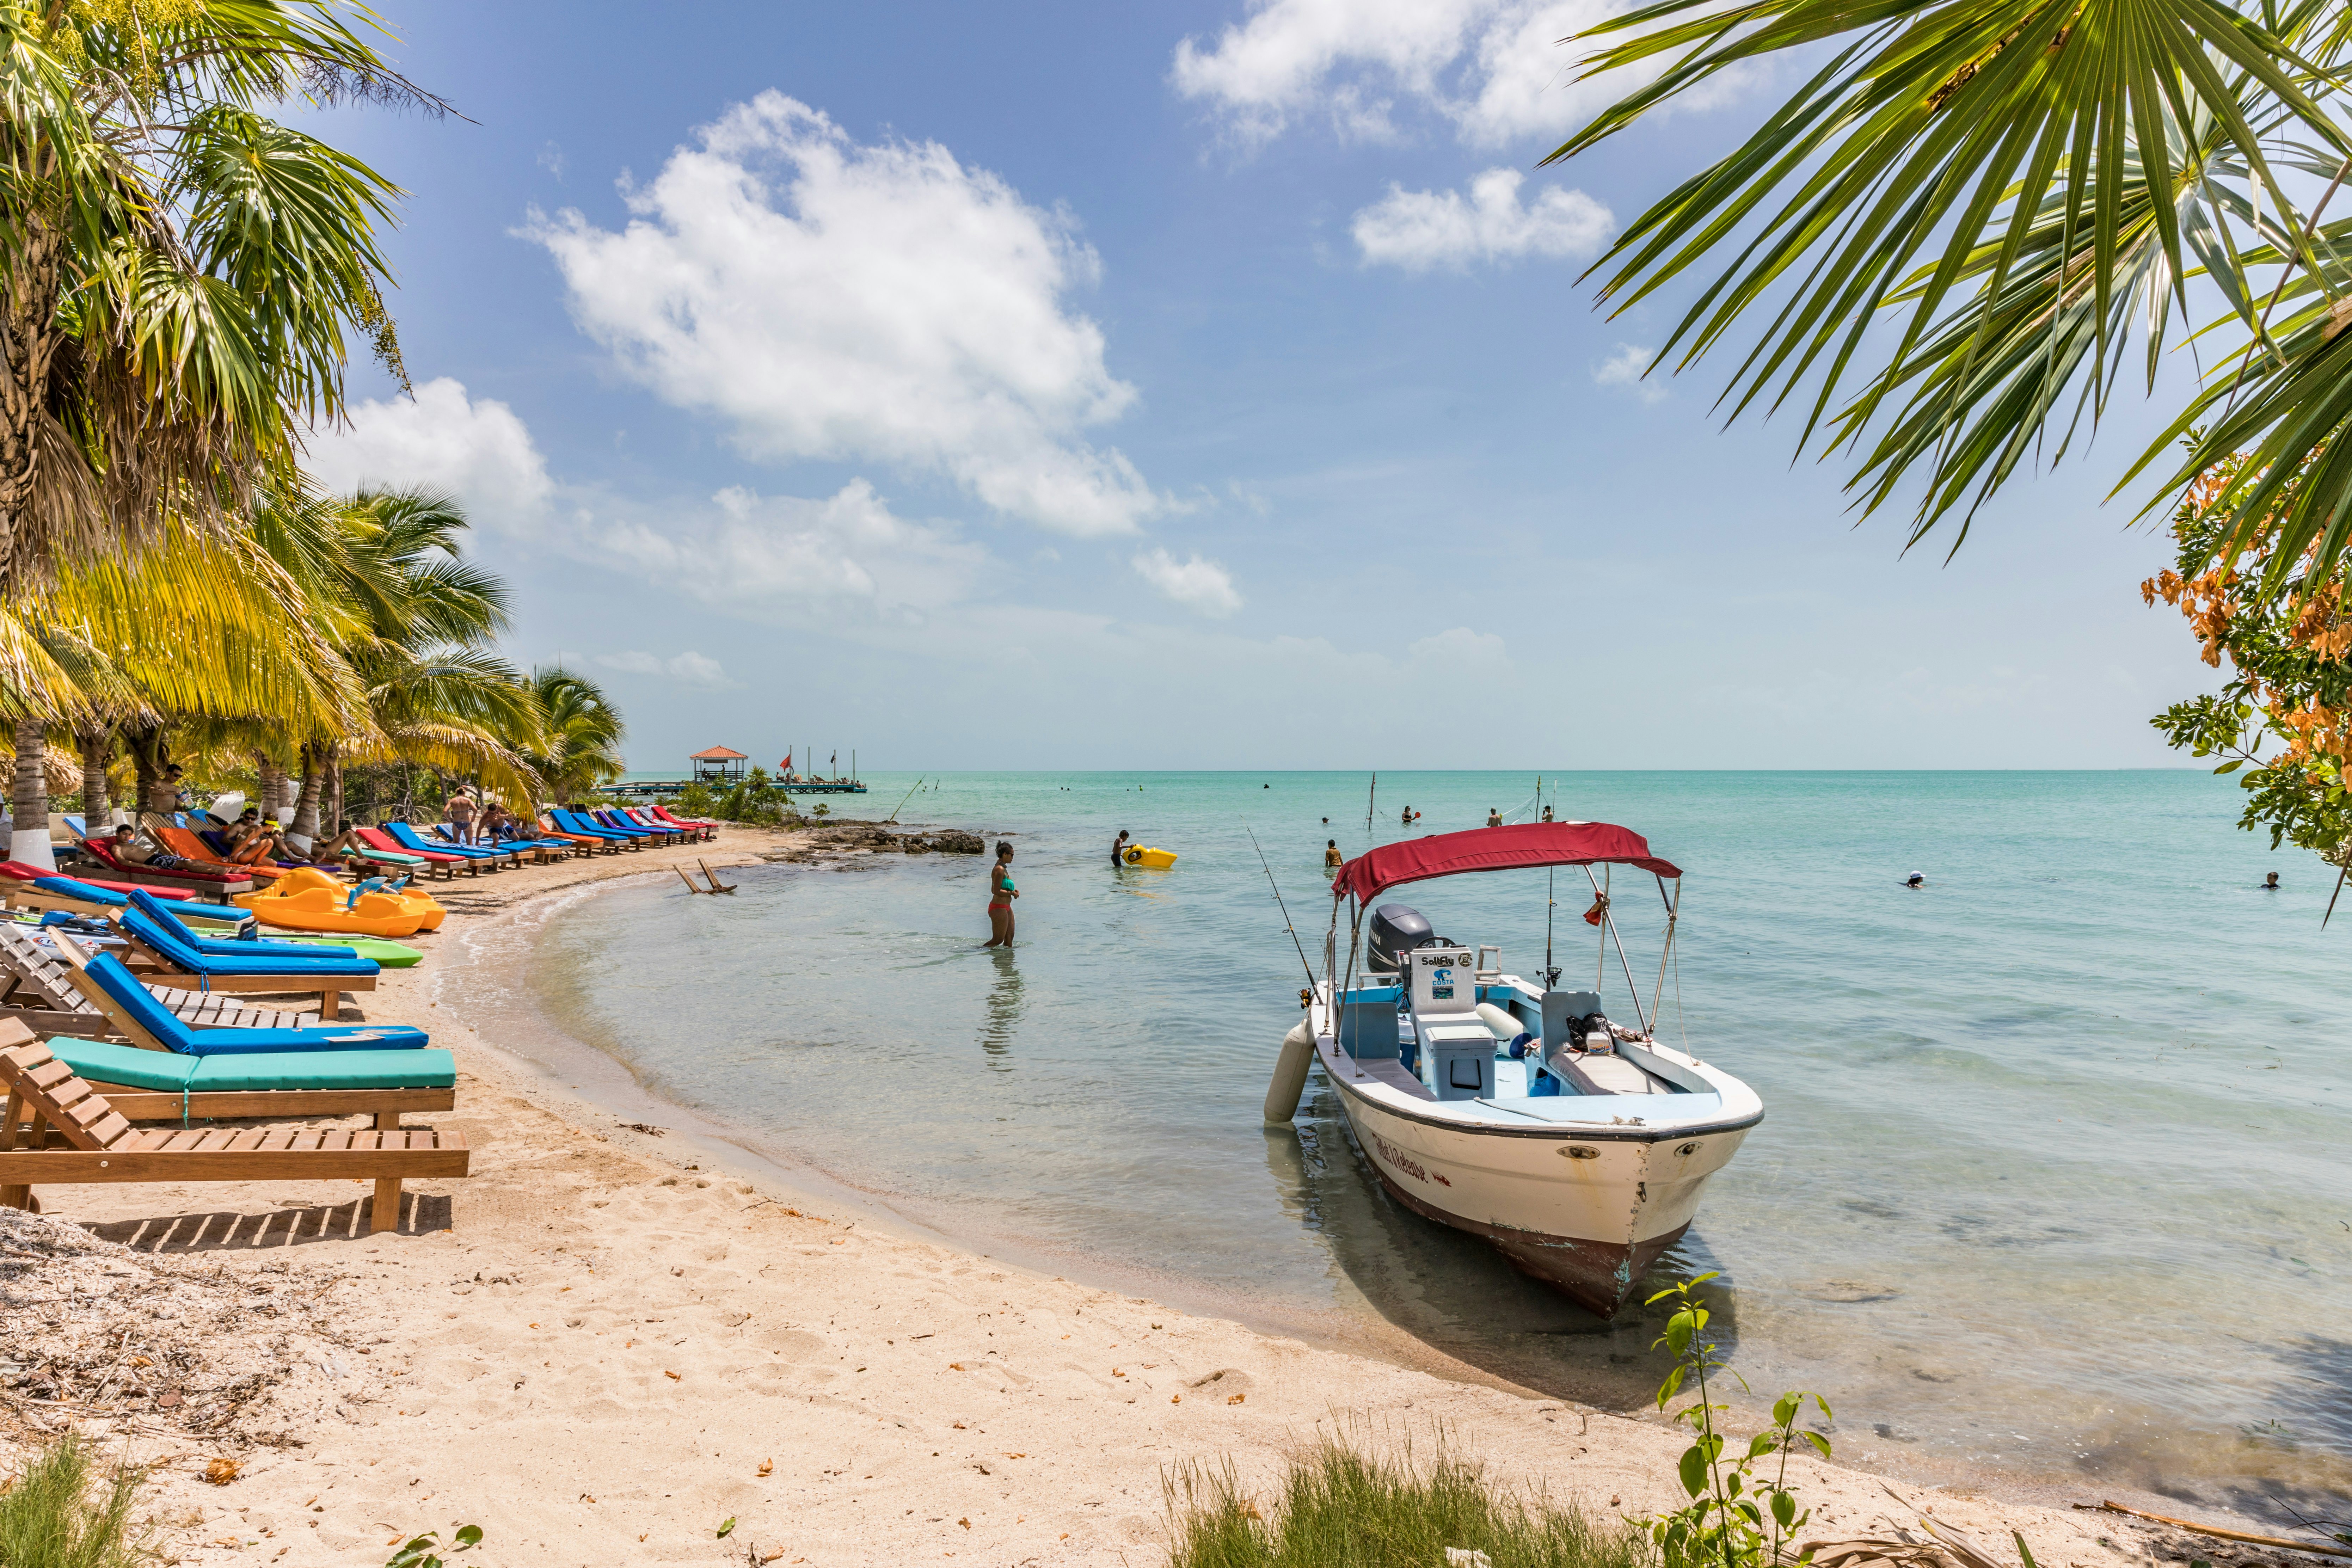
[46,1037,456,1093]
[47,1038,196,1089]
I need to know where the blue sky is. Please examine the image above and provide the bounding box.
[300,0,2216,773]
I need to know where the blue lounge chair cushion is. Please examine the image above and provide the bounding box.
[128,888,352,964]
[32,875,249,927]
[124,888,354,959]
[387,822,508,860]
[78,953,425,1054]
[555,811,639,840]
[121,911,377,977]
[47,1037,455,1091]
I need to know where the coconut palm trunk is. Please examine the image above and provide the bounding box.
[9,720,51,870]
[76,729,112,829]
[289,742,335,849]
[256,753,288,824]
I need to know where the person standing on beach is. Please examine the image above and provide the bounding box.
[444,789,478,845]
[984,841,1018,947]
[1112,829,1130,866]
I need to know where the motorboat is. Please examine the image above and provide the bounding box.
[1264,822,1761,1317]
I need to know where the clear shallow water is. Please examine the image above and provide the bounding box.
[521,772,2350,1513]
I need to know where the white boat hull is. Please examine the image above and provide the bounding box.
[1311,1025,1759,1316]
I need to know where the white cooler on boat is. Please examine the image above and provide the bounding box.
[1407,946,1496,1101]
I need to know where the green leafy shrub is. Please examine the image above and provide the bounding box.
[1166,1431,1650,1568]
[1645,1275,1828,1568]
[0,1433,146,1568]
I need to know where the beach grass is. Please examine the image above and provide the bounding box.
[1167,1431,1654,1568]
[0,1433,146,1568]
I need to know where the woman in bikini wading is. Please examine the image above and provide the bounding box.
[984,841,1018,947]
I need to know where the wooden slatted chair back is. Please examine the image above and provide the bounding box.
[0,1032,136,1151]
[0,923,91,1011]
[41,931,170,1052]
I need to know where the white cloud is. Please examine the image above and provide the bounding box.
[1133,547,1243,617]
[1353,168,1610,270]
[589,479,987,616]
[1592,343,1665,403]
[1408,626,1511,671]
[526,92,1162,536]
[303,377,553,529]
[593,650,737,689]
[1172,0,1737,148]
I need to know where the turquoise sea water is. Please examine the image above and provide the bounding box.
[512,772,2349,1514]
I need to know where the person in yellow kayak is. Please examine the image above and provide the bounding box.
[984,841,1019,947]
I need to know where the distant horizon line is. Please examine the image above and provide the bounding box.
[614,765,2212,776]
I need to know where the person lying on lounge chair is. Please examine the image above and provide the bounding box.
[108,824,165,866]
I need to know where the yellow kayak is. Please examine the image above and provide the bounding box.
[1120,846,1178,869]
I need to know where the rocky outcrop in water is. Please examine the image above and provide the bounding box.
[757,823,989,862]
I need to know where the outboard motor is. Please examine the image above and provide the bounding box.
[1369,903,1436,974]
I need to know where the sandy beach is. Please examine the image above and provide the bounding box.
[0,831,2304,1567]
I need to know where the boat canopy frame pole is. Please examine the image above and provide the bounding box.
[1650,874,1680,1029]
[1585,863,1651,1037]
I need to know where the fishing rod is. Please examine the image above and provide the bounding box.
[1246,820,1318,992]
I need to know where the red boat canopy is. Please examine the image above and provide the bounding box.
[1330,822,1680,904]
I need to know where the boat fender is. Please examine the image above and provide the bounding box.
[1263,1020,1316,1124]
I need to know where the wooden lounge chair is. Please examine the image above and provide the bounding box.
[536,816,621,854]
[70,837,254,897]
[0,1019,454,1131]
[0,1034,468,1232]
[353,826,471,879]
[105,914,377,1021]
[0,924,315,1040]
[1,867,248,927]
[143,816,292,881]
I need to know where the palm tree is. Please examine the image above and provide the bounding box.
[0,0,444,596]
[522,668,627,803]
[4,519,362,867]
[1550,0,2352,575]
[242,484,541,843]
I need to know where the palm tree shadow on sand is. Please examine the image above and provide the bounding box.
[1261,1080,1738,1412]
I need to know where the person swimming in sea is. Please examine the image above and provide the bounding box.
[2263,871,2280,889]
[1324,838,1343,869]
[1487,808,1503,826]
[1904,871,1925,888]
[984,841,1018,947]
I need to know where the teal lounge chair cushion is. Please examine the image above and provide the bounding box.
[47,1037,196,1090]
[47,1037,455,1093]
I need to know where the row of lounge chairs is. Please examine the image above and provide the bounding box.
[51,804,718,892]
[0,928,456,1231]
[0,799,724,1231]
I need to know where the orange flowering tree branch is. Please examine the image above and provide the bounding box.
[2147,445,2352,869]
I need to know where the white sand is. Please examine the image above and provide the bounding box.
[0,835,2285,1567]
